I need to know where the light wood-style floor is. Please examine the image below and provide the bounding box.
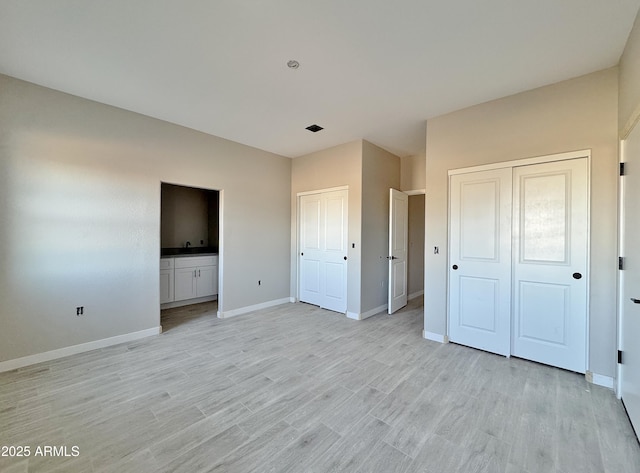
[1,297,639,473]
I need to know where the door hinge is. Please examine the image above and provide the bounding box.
[618,350,623,364]
[620,162,626,176]
[619,257,625,270]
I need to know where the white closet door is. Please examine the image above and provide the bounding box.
[299,193,323,307]
[512,158,588,373]
[321,190,348,313]
[299,190,348,313]
[449,168,513,356]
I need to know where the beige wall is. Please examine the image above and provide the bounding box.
[161,183,212,249]
[0,74,292,363]
[401,152,426,191]
[425,68,619,377]
[361,141,401,314]
[291,141,363,315]
[620,11,640,135]
[408,194,425,297]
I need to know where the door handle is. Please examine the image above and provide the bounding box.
[452,265,458,270]
[198,269,201,277]
[572,272,582,280]
[344,256,347,260]
[387,256,398,260]
[631,298,640,304]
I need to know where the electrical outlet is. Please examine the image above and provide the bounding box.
[434,246,439,254]
[76,306,84,316]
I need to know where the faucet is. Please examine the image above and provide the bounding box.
[185,241,191,249]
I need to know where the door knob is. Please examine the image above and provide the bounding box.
[572,272,582,280]
[344,256,347,260]
[631,298,640,304]
[452,265,458,270]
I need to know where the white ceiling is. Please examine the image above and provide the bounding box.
[1,1,639,158]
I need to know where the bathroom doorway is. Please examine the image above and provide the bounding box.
[159,182,221,330]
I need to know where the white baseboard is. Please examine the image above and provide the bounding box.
[0,327,161,373]
[587,371,615,389]
[218,297,291,318]
[423,330,447,343]
[346,304,388,321]
[361,304,387,320]
[289,297,296,303]
[409,290,424,300]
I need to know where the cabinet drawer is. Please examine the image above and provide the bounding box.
[174,255,217,268]
[160,258,174,269]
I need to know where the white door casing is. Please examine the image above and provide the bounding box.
[299,190,348,313]
[621,127,640,432]
[512,159,589,373]
[449,168,513,356]
[389,189,409,314]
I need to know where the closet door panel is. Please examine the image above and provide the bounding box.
[512,159,588,373]
[449,168,512,356]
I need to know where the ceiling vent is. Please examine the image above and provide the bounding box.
[305,124,324,132]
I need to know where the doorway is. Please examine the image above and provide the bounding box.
[448,153,589,373]
[388,190,425,314]
[160,182,222,329]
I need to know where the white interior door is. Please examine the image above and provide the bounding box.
[621,128,640,432]
[299,190,348,313]
[449,168,513,356]
[512,159,588,373]
[389,189,409,314]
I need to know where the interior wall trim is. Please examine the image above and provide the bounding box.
[217,297,291,318]
[621,101,640,140]
[0,327,161,373]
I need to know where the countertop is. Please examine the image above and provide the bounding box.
[161,248,218,258]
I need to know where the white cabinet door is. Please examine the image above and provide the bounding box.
[174,267,197,301]
[388,189,409,314]
[299,190,348,313]
[621,127,640,433]
[449,168,513,356]
[160,269,174,303]
[512,159,588,373]
[196,266,216,298]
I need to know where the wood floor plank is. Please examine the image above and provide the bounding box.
[206,421,299,473]
[355,441,412,473]
[259,423,341,473]
[323,386,387,435]
[310,415,391,472]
